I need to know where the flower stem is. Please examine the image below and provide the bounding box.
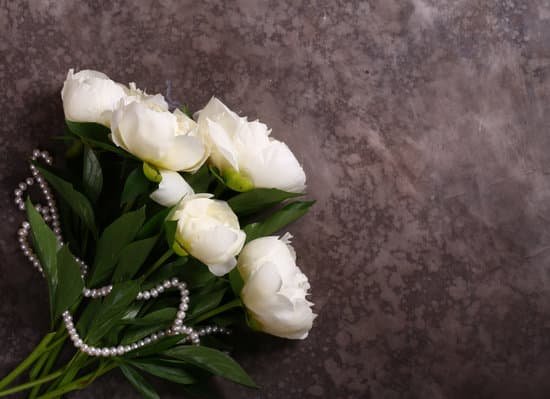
[0,332,56,390]
[0,369,64,397]
[35,362,117,399]
[143,249,173,279]
[189,298,243,325]
[28,335,66,398]
[45,351,88,393]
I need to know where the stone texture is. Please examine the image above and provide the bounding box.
[1,0,550,398]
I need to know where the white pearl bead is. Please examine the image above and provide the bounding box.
[163,281,171,289]
[171,278,179,285]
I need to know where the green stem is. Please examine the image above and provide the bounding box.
[35,362,117,399]
[0,332,56,390]
[0,370,63,397]
[143,249,173,279]
[28,338,65,399]
[46,351,87,392]
[189,298,242,325]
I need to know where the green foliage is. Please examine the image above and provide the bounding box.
[65,120,129,157]
[228,188,302,215]
[86,281,141,344]
[163,346,257,388]
[26,199,59,324]
[184,164,214,193]
[54,246,84,320]
[187,288,227,320]
[229,268,244,296]
[128,359,196,384]
[244,201,315,242]
[119,364,160,399]
[37,165,97,238]
[82,146,103,203]
[136,207,171,240]
[120,167,151,207]
[112,236,158,282]
[88,207,146,286]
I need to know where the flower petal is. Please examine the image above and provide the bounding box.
[150,170,194,207]
[157,134,208,172]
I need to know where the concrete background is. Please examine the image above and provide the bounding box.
[2,1,550,398]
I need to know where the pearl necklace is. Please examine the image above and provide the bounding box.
[14,149,228,357]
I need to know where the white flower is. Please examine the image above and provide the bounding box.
[61,69,127,126]
[172,194,246,276]
[150,170,194,207]
[238,234,316,339]
[111,99,208,172]
[196,97,306,193]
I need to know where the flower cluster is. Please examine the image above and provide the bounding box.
[0,69,318,399]
[61,68,315,340]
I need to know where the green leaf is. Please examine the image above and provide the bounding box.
[229,268,244,296]
[164,220,178,247]
[136,207,171,240]
[184,164,214,193]
[54,246,84,320]
[87,281,140,344]
[37,166,97,237]
[128,359,196,384]
[26,199,59,323]
[89,207,146,286]
[124,308,177,326]
[244,201,315,242]
[228,188,302,215]
[112,236,158,282]
[66,120,129,157]
[163,346,257,388]
[187,288,227,319]
[119,364,160,399]
[121,325,163,346]
[66,120,110,142]
[121,168,151,207]
[124,336,182,358]
[82,146,103,203]
[76,299,102,337]
[146,258,212,289]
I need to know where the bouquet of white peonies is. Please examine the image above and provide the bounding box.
[0,69,316,398]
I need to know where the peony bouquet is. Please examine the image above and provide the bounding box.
[0,70,316,398]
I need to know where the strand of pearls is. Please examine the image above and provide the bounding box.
[16,149,229,357]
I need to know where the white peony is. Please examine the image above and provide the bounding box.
[195,97,306,193]
[238,234,316,339]
[61,69,127,126]
[111,99,208,172]
[172,194,246,276]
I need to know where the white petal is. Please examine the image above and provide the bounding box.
[207,257,237,276]
[150,170,194,207]
[116,102,175,162]
[206,118,239,170]
[157,134,207,172]
[61,69,127,126]
[240,139,306,193]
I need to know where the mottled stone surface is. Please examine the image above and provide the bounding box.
[1,0,550,398]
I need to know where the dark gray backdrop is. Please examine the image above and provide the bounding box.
[2,1,550,398]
